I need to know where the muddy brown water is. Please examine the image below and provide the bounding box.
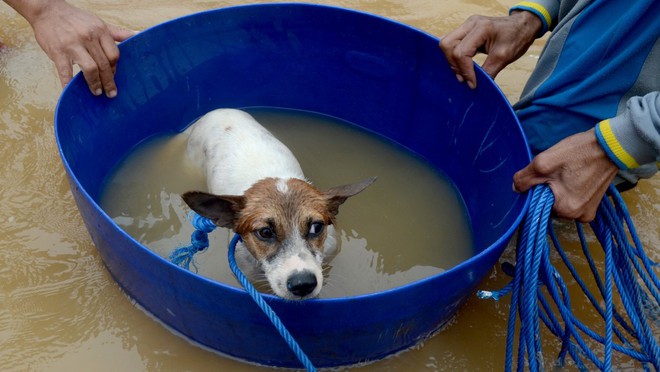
[99,108,475,298]
[1,1,658,371]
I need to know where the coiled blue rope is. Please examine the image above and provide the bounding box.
[478,184,660,371]
[171,213,316,371]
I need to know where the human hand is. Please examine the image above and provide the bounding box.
[513,129,619,222]
[26,1,136,97]
[439,11,542,89]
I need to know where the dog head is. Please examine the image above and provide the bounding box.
[182,177,375,300]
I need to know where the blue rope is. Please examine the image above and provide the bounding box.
[169,212,217,270]
[479,184,660,371]
[227,234,317,372]
[171,213,316,371]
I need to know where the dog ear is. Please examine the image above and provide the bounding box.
[324,176,376,217]
[182,191,245,228]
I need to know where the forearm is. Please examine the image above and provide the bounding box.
[595,92,660,170]
[3,0,68,24]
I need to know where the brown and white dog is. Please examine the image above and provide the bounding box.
[181,109,375,300]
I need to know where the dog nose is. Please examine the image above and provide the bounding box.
[287,271,318,297]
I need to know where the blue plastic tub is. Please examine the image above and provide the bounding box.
[55,3,531,368]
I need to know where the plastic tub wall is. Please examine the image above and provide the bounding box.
[55,4,531,368]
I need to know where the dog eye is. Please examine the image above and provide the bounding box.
[308,222,324,237]
[255,227,276,241]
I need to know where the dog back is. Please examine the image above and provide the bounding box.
[184,109,305,195]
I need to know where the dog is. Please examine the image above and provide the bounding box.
[181,109,375,300]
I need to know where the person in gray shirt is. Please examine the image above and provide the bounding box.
[440,0,659,222]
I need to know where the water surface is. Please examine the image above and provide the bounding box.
[100,108,474,298]
[1,1,657,371]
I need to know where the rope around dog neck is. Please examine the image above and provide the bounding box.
[227,234,317,371]
[169,214,317,371]
[478,184,660,371]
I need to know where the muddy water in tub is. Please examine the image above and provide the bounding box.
[1,1,658,371]
[100,108,474,297]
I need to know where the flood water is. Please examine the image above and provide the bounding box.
[1,1,658,371]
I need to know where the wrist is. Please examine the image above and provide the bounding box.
[4,0,67,25]
[509,10,544,40]
[595,119,645,171]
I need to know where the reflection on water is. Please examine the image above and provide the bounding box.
[0,1,657,371]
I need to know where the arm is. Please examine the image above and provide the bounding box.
[514,92,660,222]
[3,0,135,97]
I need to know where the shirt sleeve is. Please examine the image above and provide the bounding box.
[595,92,660,171]
[509,1,560,36]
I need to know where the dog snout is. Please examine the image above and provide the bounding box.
[287,271,318,297]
